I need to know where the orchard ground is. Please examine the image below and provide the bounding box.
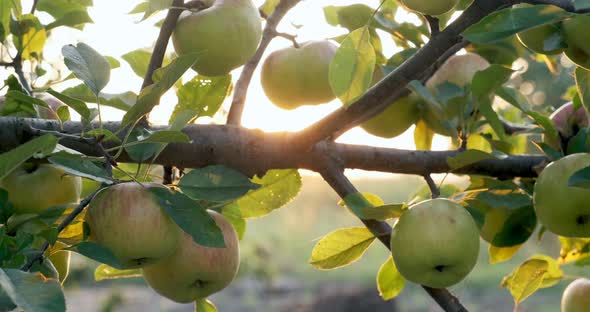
[63,174,582,312]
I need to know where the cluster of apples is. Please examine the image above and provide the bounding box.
[85,182,240,303]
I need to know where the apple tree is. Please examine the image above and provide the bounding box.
[1,0,590,311]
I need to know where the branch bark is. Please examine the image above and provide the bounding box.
[226,0,303,125]
[0,118,547,179]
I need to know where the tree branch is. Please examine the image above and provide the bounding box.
[319,162,468,312]
[0,118,547,179]
[424,174,440,198]
[226,0,303,125]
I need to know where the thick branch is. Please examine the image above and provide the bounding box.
[319,164,467,312]
[226,0,302,125]
[0,118,546,178]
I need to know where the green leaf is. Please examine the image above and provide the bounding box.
[149,187,225,248]
[414,120,434,150]
[220,203,246,240]
[501,258,548,307]
[329,26,376,106]
[446,150,495,170]
[48,152,113,184]
[341,192,405,220]
[170,75,232,123]
[0,269,65,312]
[61,84,136,112]
[259,0,279,16]
[567,165,590,188]
[45,10,93,30]
[142,0,173,20]
[179,166,259,202]
[46,88,91,121]
[527,111,559,144]
[309,227,375,270]
[0,0,12,42]
[0,134,58,180]
[376,256,405,300]
[94,264,141,281]
[67,241,124,269]
[195,298,218,312]
[471,65,514,140]
[121,49,170,79]
[463,5,573,44]
[237,169,302,218]
[62,43,111,95]
[122,53,199,126]
[37,0,92,19]
[408,80,458,137]
[575,67,590,114]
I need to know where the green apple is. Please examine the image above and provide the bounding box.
[85,182,182,269]
[0,163,82,215]
[400,0,458,16]
[545,102,590,150]
[422,53,490,136]
[142,210,239,302]
[534,153,590,237]
[562,278,590,312]
[261,40,337,110]
[563,15,590,70]
[517,24,564,55]
[46,241,71,284]
[361,68,420,138]
[172,0,262,76]
[390,198,480,288]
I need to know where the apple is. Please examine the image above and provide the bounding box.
[534,153,590,237]
[172,0,262,76]
[0,163,82,215]
[562,278,590,312]
[400,0,458,16]
[390,198,480,288]
[361,68,420,138]
[563,15,590,70]
[261,40,338,110]
[422,53,490,136]
[142,210,239,302]
[545,102,590,150]
[85,182,182,269]
[46,241,71,284]
[35,93,66,120]
[517,24,564,55]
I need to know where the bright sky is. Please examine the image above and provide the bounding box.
[17,0,452,159]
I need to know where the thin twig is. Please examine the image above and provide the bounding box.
[20,186,106,271]
[424,174,440,198]
[273,31,300,48]
[426,16,440,36]
[12,54,32,95]
[30,0,39,14]
[226,0,303,125]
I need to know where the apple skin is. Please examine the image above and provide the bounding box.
[390,198,480,288]
[85,182,182,269]
[0,163,82,215]
[261,40,338,110]
[361,68,420,138]
[533,153,590,237]
[400,0,458,16]
[172,0,262,76]
[142,210,239,303]
[545,102,590,150]
[562,278,590,312]
[563,15,590,70]
[422,53,490,136]
[517,24,564,55]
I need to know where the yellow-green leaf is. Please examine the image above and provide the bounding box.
[237,169,301,218]
[558,236,590,264]
[529,255,563,288]
[501,258,549,307]
[414,120,434,151]
[329,26,376,106]
[195,298,217,312]
[376,256,405,300]
[94,264,141,281]
[489,244,521,264]
[309,227,375,270]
